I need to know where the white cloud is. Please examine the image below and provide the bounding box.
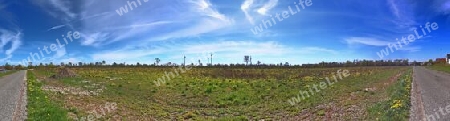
[432,0,450,15]
[53,46,66,59]
[345,37,391,46]
[32,0,238,48]
[191,0,228,21]
[47,24,66,31]
[0,29,22,61]
[154,19,232,41]
[241,0,255,24]
[387,0,400,18]
[60,57,81,63]
[241,0,279,24]
[257,0,278,15]
[32,0,76,20]
[88,40,338,65]
[398,46,421,52]
[386,0,416,29]
[81,32,109,46]
[70,0,233,45]
[49,0,76,18]
[111,21,173,42]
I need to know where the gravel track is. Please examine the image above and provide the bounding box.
[411,67,450,121]
[0,71,27,121]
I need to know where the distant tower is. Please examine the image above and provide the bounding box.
[183,55,186,66]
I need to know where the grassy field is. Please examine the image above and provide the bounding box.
[428,65,450,73]
[30,66,411,120]
[0,70,18,77]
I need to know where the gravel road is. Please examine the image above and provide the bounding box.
[0,71,27,121]
[411,67,450,121]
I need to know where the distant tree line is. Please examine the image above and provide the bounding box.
[301,59,423,68]
[2,57,436,70]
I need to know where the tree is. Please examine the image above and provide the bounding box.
[78,62,83,67]
[428,59,434,65]
[155,58,161,66]
[257,61,261,66]
[244,55,250,65]
[102,60,106,66]
[61,62,65,66]
[284,62,290,66]
[28,62,33,69]
[4,63,12,70]
[112,62,118,66]
[16,64,24,70]
[68,62,73,66]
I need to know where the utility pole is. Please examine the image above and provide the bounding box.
[250,56,252,65]
[210,53,213,66]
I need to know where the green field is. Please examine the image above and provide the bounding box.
[0,70,17,77]
[28,66,412,120]
[428,65,450,73]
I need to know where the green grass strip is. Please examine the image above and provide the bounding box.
[26,71,68,121]
[367,69,412,121]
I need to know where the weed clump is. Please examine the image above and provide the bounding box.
[50,67,77,79]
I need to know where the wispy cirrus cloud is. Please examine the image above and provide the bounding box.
[257,0,278,15]
[241,0,255,24]
[431,0,450,15]
[80,32,109,46]
[345,37,390,46]
[31,0,76,19]
[0,29,22,61]
[241,0,279,24]
[47,24,66,31]
[34,0,234,46]
[48,0,76,18]
[386,0,416,29]
[387,0,400,18]
[398,46,421,52]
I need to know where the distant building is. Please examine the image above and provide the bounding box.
[436,58,447,64]
[447,54,450,64]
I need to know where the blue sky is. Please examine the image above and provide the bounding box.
[0,0,449,65]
